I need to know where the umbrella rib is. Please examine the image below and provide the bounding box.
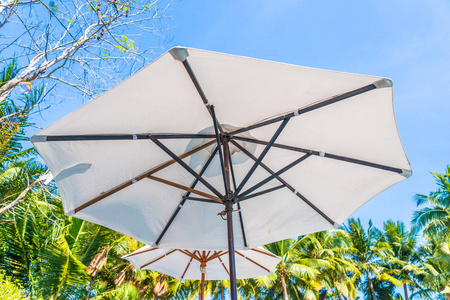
[210,106,229,194]
[181,256,195,280]
[182,196,222,204]
[180,58,224,134]
[40,133,216,142]
[125,247,158,258]
[207,251,224,262]
[234,117,290,196]
[229,83,377,136]
[140,249,177,269]
[179,249,202,262]
[155,147,219,246]
[148,135,223,199]
[235,251,270,273]
[217,254,230,276]
[250,248,279,259]
[237,185,286,202]
[217,252,229,258]
[226,143,248,248]
[230,139,336,226]
[73,140,216,213]
[233,136,403,174]
[237,153,311,200]
[147,176,222,203]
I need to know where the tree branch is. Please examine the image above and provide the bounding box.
[0,171,52,215]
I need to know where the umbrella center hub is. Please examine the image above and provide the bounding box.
[186,124,257,178]
[224,199,234,211]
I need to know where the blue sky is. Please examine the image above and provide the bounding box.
[32,0,450,230]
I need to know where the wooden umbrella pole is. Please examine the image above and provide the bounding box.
[223,139,237,300]
[200,268,205,300]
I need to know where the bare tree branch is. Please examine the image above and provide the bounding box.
[0,0,172,102]
[0,171,52,214]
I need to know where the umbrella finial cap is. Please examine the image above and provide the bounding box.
[169,47,189,61]
[401,169,412,178]
[373,78,393,88]
[31,135,47,143]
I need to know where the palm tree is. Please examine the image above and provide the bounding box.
[411,166,450,299]
[343,218,396,300]
[414,232,450,299]
[413,166,450,237]
[178,279,230,300]
[380,221,420,300]
[209,280,228,300]
[304,230,359,300]
[0,272,28,300]
[256,238,321,299]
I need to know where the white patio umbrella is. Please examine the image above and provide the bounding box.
[122,246,280,300]
[31,47,411,299]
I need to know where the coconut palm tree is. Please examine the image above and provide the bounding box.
[411,166,450,299]
[414,232,450,300]
[343,218,396,300]
[413,166,450,237]
[177,279,230,300]
[255,238,322,299]
[379,221,421,300]
[303,230,359,300]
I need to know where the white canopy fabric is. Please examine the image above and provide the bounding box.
[122,246,280,280]
[32,47,412,251]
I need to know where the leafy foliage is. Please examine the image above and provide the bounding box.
[0,272,29,300]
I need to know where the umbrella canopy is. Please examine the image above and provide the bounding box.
[122,246,280,280]
[31,47,411,250]
[31,47,411,299]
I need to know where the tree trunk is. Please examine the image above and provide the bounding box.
[85,274,97,300]
[221,282,224,300]
[366,274,378,300]
[403,283,409,300]
[280,271,289,300]
[319,289,327,300]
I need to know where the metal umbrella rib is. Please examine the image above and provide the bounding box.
[226,140,248,248]
[237,153,311,200]
[234,117,290,196]
[211,105,229,194]
[229,83,377,136]
[73,139,216,213]
[238,184,286,202]
[155,146,220,246]
[148,135,223,199]
[40,133,216,141]
[230,139,336,226]
[232,136,404,174]
[179,55,224,135]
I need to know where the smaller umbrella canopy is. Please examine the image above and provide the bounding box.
[123,246,280,299]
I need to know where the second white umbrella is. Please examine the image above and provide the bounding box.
[123,246,281,300]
